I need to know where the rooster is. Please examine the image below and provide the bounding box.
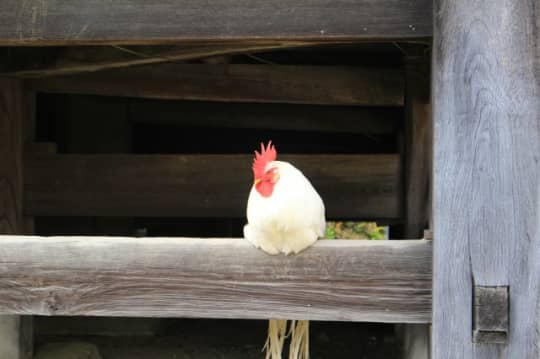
[244,141,326,359]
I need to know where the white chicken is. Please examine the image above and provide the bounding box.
[244,141,326,359]
[244,141,326,255]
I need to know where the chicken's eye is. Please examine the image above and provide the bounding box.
[265,168,280,183]
[265,167,278,176]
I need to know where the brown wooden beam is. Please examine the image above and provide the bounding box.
[0,236,432,323]
[24,154,402,220]
[26,64,404,106]
[129,100,401,135]
[403,55,431,238]
[0,0,432,45]
[1,43,316,78]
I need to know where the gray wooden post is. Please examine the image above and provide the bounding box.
[0,78,32,359]
[433,0,540,358]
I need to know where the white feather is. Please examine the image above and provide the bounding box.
[244,160,326,255]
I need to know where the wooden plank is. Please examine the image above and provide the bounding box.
[0,0,432,45]
[433,0,540,358]
[21,90,37,236]
[26,64,404,106]
[19,91,35,359]
[24,154,402,220]
[130,100,400,135]
[0,79,23,234]
[399,52,431,359]
[403,56,431,238]
[1,43,318,78]
[0,236,432,323]
[0,78,33,359]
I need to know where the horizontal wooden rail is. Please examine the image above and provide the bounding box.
[0,236,432,323]
[0,0,432,45]
[129,100,401,135]
[1,43,318,78]
[24,154,402,220]
[26,64,404,106]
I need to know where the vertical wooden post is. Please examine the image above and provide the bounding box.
[0,78,32,358]
[399,50,432,359]
[22,89,36,235]
[433,1,539,358]
[404,53,431,238]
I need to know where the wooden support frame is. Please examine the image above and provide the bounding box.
[399,51,432,359]
[128,100,401,135]
[0,79,33,359]
[0,43,318,78]
[433,0,539,357]
[24,153,402,220]
[26,64,405,106]
[403,53,431,239]
[0,236,432,323]
[0,0,432,45]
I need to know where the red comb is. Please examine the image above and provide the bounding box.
[252,140,277,179]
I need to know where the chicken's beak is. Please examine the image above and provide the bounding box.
[254,178,262,186]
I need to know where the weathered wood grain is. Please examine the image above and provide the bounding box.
[26,64,404,106]
[0,78,32,359]
[0,0,432,45]
[433,0,540,358]
[24,154,402,220]
[0,236,432,323]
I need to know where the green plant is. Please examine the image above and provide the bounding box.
[324,221,386,240]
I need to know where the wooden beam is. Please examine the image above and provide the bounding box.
[399,51,431,359]
[433,0,540,358]
[0,78,33,359]
[24,154,402,220]
[0,79,23,234]
[0,0,432,45]
[1,43,317,78]
[403,55,431,238]
[129,100,400,135]
[21,90,37,236]
[26,64,404,106]
[0,236,432,323]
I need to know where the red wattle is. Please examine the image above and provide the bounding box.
[256,181,274,197]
